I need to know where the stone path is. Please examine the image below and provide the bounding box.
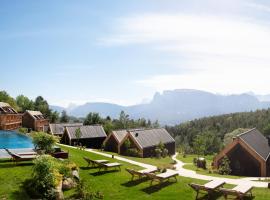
[172,153,268,188]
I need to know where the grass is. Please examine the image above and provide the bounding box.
[98,150,175,169]
[176,154,214,164]
[1,147,270,199]
[177,154,245,179]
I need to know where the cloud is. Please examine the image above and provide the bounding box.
[246,2,270,13]
[102,12,270,94]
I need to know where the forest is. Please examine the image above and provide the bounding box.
[166,108,270,155]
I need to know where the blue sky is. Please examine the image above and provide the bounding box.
[1,0,270,107]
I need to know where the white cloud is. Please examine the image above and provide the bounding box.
[102,12,270,94]
[246,2,270,13]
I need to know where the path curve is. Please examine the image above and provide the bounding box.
[172,153,268,188]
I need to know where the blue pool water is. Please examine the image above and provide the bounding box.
[0,130,34,149]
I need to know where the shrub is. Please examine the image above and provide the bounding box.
[18,127,28,134]
[218,156,232,175]
[32,132,59,153]
[155,147,162,159]
[26,155,78,199]
[73,180,101,200]
[126,148,139,157]
[30,155,62,199]
[162,148,168,158]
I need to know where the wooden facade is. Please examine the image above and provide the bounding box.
[213,128,270,177]
[103,130,127,153]
[114,128,176,158]
[61,125,107,148]
[0,102,22,130]
[22,110,49,132]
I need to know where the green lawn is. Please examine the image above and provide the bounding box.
[1,148,270,200]
[97,150,175,169]
[176,154,214,164]
[177,154,245,179]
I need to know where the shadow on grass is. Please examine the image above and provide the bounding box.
[141,181,175,194]
[90,170,120,176]
[121,177,149,187]
[80,166,98,170]
[0,162,33,168]
[194,192,254,200]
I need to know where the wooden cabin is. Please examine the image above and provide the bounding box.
[103,130,128,153]
[22,110,49,132]
[48,123,83,137]
[213,128,270,177]
[61,125,107,148]
[117,128,175,158]
[0,102,22,130]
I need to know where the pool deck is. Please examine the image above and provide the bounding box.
[0,148,35,159]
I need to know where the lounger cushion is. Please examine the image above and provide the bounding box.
[156,170,178,178]
[204,180,225,189]
[105,163,121,167]
[232,185,253,194]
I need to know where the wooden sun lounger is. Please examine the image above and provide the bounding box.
[189,180,225,199]
[83,156,109,167]
[10,153,37,164]
[219,184,253,200]
[144,169,178,186]
[96,162,122,172]
[5,149,37,164]
[126,168,157,181]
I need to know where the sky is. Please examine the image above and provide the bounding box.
[1,0,270,107]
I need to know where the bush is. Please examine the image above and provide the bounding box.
[25,155,78,199]
[126,148,139,157]
[155,148,162,159]
[162,148,168,158]
[218,156,232,175]
[30,155,62,199]
[73,180,103,200]
[18,127,28,134]
[32,132,59,153]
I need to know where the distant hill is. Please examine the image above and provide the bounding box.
[50,89,270,125]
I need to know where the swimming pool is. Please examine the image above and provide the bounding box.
[0,130,34,149]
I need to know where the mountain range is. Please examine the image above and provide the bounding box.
[50,89,270,125]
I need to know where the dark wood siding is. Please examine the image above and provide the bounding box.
[70,137,106,149]
[22,113,35,130]
[225,144,261,177]
[104,135,119,153]
[142,142,176,158]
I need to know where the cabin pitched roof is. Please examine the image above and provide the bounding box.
[0,102,17,114]
[25,110,45,120]
[49,123,83,135]
[129,128,175,149]
[238,128,270,161]
[66,125,107,139]
[112,130,128,143]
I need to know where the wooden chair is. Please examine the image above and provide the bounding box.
[83,156,109,167]
[10,153,37,164]
[219,184,253,200]
[5,149,37,164]
[144,169,178,186]
[188,180,225,199]
[96,161,122,172]
[126,168,157,181]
